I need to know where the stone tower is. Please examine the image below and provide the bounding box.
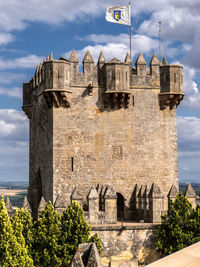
[22,50,184,222]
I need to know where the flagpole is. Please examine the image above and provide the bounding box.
[129,2,132,60]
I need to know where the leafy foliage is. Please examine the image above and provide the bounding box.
[0,198,102,266]
[32,201,62,267]
[60,201,91,265]
[156,192,200,255]
[0,196,33,266]
[11,208,34,255]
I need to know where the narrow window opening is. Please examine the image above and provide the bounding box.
[71,157,74,172]
[164,73,167,82]
[58,70,60,79]
[118,71,120,81]
[110,70,113,80]
[66,71,68,80]
[126,71,128,82]
[174,73,177,83]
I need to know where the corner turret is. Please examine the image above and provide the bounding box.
[159,58,184,109]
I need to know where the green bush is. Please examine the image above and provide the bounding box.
[156,192,200,255]
[60,201,102,265]
[0,198,102,266]
[0,197,33,266]
[32,202,62,267]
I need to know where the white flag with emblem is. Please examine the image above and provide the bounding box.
[105,4,131,26]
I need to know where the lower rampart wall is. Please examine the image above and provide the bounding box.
[91,224,161,267]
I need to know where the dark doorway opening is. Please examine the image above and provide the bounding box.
[117,193,124,221]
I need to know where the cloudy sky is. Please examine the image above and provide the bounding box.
[0,0,200,183]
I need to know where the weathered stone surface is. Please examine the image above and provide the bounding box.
[148,184,164,223]
[5,197,15,217]
[91,224,161,267]
[21,196,32,213]
[83,50,94,63]
[168,184,178,198]
[54,194,70,211]
[38,196,46,213]
[88,187,99,224]
[104,185,117,199]
[150,53,160,65]
[70,251,84,267]
[98,51,106,64]
[70,243,102,267]
[110,260,138,267]
[185,183,196,208]
[70,49,79,62]
[86,243,102,267]
[124,52,132,64]
[185,183,196,198]
[135,53,146,65]
[162,57,168,65]
[148,183,164,199]
[88,186,99,200]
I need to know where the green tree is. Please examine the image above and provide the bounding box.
[156,192,200,255]
[32,201,62,267]
[60,201,102,265]
[11,208,34,256]
[0,196,34,266]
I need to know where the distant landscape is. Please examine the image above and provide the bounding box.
[0,182,28,207]
[0,181,199,207]
[179,183,200,196]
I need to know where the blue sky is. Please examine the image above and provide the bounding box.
[0,0,200,183]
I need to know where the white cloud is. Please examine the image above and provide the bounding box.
[177,115,200,182]
[65,43,128,64]
[67,33,179,64]
[0,55,43,70]
[138,6,200,43]
[0,86,21,98]
[0,72,26,85]
[0,0,111,32]
[0,109,29,181]
[136,1,200,70]
[180,65,200,109]
[0,120,15,135]
[178,116,200,152]
[0,109,28,141]
[0,32,14,45]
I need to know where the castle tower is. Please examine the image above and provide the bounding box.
[22,50,184,220]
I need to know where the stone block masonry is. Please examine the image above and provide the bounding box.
[22,50,184,221]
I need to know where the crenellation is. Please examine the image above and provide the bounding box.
[168,184,178,203]
[37,196,47,216]
[21,196,32,213]
[72,187,84,207]
[5,197,15,218]
[184,183,196,208]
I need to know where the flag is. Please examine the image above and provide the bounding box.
[105,4,131,26]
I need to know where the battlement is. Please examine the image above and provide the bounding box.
[5,183,197,225]
[23,50,184,117]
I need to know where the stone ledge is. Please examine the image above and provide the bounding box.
[91,222,160,231]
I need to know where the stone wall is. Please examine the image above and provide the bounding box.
[91,224,161,266]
